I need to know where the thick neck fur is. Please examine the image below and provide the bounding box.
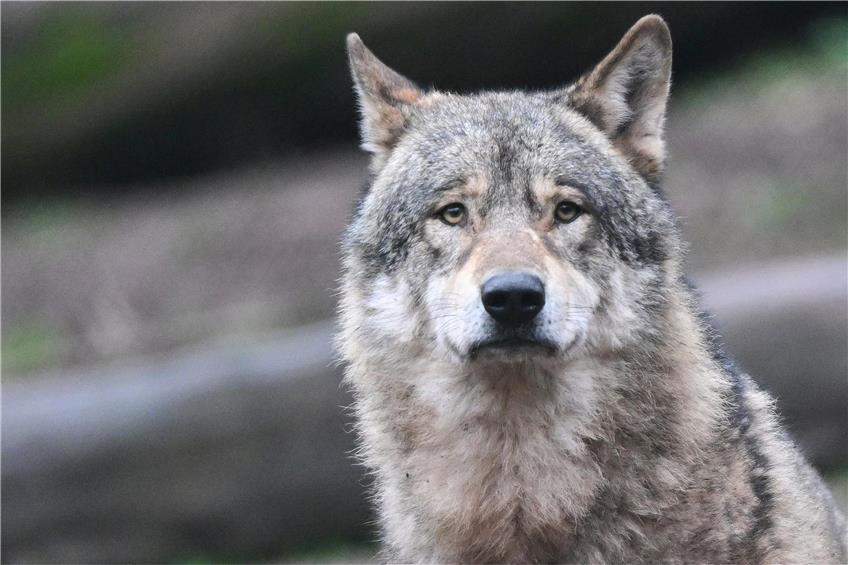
[344,281,730,562]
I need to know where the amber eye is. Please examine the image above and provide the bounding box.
[555,201,583,223]
[438,203,466,226]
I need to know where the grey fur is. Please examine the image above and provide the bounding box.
[338,15,847,563]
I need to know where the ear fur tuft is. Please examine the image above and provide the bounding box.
[570,15,673,184]
[346,33,423,159]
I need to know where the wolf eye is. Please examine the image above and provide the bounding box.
[555,201,583,223]
[438,203,466,226]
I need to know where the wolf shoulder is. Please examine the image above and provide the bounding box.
[728,370,848,561]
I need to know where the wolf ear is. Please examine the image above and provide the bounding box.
[570,15,672,183]
[347,33,424,158]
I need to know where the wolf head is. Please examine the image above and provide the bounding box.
[341,15,682,368]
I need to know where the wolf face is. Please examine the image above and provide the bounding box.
[342,16,679,367]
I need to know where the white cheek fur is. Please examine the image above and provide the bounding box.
[537,261,600,352]
[365,274,419,342]
[585,265,657,351]
[423,273,486,357]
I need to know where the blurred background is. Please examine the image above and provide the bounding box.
[2,2,846,563]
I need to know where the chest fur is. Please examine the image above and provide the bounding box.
[362,365,610,561]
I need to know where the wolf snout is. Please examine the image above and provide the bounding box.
[481,272,545,326]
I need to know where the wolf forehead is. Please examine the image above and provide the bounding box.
[380,91,632,201]
[346,92,675,273]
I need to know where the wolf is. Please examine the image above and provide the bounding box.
[337,15,847,563]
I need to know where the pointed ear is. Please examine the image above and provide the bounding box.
[346,33,424,157]
[570,15,672,184]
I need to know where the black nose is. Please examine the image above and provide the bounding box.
[481,272,546,326]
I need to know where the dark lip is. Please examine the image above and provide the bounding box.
[469,336,558,359]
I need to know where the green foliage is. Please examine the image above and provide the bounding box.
[9,198,82,240]
[171,556,218,565]
[169,539,375,564]
[681,16,847,104]
[808,16,848,70]
[2,8,134,114]
[824,468,848,512]
[753,181,811,230]
[2,324,59,374]
[279,538,376,563]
